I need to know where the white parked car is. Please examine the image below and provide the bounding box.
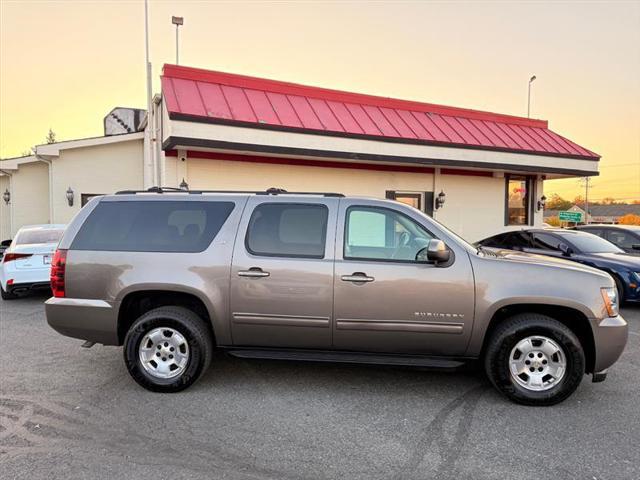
[0,224,66,300]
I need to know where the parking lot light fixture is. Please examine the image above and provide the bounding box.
[172,16,184,65]
[2,188,9,205]
[66,187,74,207]
[527,75,537,118]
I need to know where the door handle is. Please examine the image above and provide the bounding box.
[238,268,270,278]
[341,272,374,283]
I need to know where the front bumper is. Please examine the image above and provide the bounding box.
[45,297,120,345]
[591,314,628,373]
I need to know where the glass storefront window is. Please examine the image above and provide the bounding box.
[506,175,530,225]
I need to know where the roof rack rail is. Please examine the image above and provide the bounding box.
[115,187,344,197]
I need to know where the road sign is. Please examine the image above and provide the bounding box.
[559,211,583,222]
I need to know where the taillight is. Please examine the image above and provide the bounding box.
[50,249,67,298]
[3,253,33,263]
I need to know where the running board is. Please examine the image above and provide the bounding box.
[225,348,468,369]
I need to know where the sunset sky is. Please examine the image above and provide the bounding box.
[1,0,638,202]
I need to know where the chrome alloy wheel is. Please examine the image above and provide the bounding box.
[139,327,190,379]
[509,336,566,392]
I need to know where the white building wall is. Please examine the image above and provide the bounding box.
[186,156,536,242]
[0,176,11,240]
[51,139,143,224]
[187,156,434,196]
[435,174,507,241]
[5,162,50,236]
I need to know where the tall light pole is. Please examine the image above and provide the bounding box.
[527,75,537,118]
[172,16,184,65]
[143,0,154,188]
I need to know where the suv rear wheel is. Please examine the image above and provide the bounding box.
[484,313,585,406]
[124,306,213,392]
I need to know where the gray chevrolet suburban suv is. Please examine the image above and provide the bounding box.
[45,188,628,405]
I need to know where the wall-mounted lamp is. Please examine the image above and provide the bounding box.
[66,187,74,207]
[2,189,10,205]
[179,178,189,191]
[435,190,446,210]
[537,195,547,211]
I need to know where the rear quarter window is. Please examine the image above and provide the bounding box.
[71,201,235,252]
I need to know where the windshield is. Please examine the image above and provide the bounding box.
[560,232,624,254]
[15,229,64,245]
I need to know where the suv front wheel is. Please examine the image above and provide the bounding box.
[124,306,213,392]
[484,313,585,406]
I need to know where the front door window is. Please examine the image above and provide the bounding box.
[345,206,433,262]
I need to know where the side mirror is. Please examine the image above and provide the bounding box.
[559,243,573,256]
[0,239,11,247]
[632,244,640,251]
[416,239,451,265]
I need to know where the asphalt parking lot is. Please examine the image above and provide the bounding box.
[0,293,638,480]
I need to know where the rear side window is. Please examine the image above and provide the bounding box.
[532,233,563,251]
[15,229,64,245]
[71,201,235,252]
[245,203,328,258]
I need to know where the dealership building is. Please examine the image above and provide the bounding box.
[0,64,600,242]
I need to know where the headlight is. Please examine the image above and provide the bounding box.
[633,272,640,283]
[601,287,619,318]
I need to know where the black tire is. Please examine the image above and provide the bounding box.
[1,287,18,300]
[484,313,585,406]
[124,306,213,392]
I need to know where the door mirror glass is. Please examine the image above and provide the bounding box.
[559,243,573,256]
[416,239,451,264]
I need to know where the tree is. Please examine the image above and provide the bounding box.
[45,128,56,144]
[546,216,561,227]
[618,214,640,226]
[545,194,572,211]
[600,197,620,205]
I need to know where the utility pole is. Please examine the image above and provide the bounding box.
[527,75,537,118]
[584,177,590,224]
[172,16,184,65]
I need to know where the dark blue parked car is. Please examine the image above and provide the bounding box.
[477,229,640,303]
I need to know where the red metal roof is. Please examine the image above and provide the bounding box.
[161,64,599,160]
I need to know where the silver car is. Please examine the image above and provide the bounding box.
[44,188,628,405]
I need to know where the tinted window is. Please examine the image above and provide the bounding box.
[479,233,513,249]
[246,203,328,258]
[580,228,604,238]
[532,233,564,251]
[505,232,532,249]
[15,229,64,245]
[72,201,234,252]
[608,230,639,249]
[345,206,433,261]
